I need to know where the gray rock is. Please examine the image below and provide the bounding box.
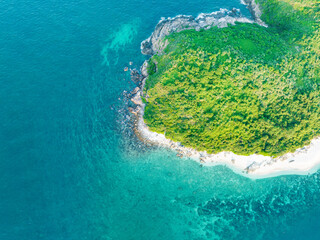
[131,92,143,106]
[130,87,140,95]
[242,0,267,27]
[141,60,149,77]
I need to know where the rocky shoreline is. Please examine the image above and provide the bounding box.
[128,0,320,178]
[141,0,266,56]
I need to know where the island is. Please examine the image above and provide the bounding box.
[129,0,320,177]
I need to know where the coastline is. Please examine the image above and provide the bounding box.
[129,0,320,179]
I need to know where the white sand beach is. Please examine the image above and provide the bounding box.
[136,112,320,179]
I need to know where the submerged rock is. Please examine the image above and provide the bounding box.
[130,69,142,85]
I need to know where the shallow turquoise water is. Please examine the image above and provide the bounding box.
[0,0,320,239]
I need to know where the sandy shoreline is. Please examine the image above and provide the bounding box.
[129,1,320,179]
[134,105,320,178]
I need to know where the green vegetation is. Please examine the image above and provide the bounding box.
[143,0,320,156]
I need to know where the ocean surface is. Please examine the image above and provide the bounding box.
[1,0,320,239]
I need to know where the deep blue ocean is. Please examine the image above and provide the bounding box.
[1,0,320,239]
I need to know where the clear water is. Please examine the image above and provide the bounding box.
[0,0,320,239]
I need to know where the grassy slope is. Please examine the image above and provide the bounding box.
[143,0,320,156]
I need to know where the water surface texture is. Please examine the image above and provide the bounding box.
[1,0,320,239]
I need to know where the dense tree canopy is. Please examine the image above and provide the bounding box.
[143,0,320,156]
